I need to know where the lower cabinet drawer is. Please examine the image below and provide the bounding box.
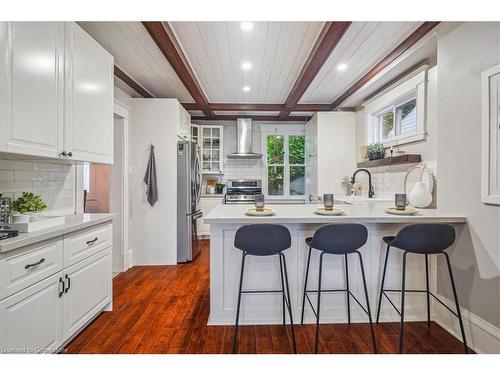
[63,223,112,267]
[0,272,63,353]
[0,239,63,300]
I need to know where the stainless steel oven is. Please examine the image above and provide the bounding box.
[224,179,262,204]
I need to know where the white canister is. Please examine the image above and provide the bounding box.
[409,181,433,208]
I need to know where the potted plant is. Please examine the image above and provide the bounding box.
[11,192,47,223]
[366,143,386,161]
[215,183,225,194]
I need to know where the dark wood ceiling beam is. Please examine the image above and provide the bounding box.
[191,114,311,122]
[330,21,440,109]
[114,65,154,98]
[278,21,351,119]
[142,21,215,118]
[181,102,332,112]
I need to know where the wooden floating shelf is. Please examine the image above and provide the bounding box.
[357,154,422,168]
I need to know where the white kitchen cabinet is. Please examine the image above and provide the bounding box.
[191,124,200,144]
[177,104,191,140]
[201,125,224,174]
[0,22,114,164]
[0,273,63,353]
[305,112,356,197]
[64,22,114,164]
[62,248,112,340]
[199,196,223,237]
[0,22,64,158]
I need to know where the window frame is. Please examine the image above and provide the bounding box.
[375,95,417,142]
[364,68,428,147]
[260,124,306,200]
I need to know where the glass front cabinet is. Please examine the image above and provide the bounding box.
[200,125,224,174]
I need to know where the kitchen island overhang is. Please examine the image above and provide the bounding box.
[205,203,467,326]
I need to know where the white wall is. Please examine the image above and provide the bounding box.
[129,99,179,265]
[436,22,500,334]
[0,159,75,216]
[354,66,438,201]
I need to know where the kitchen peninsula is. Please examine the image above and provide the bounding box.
[204,203,466,325]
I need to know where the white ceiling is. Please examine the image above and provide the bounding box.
[299,21,423,104]
[81,21,436,115]
[169,21,324,103]
[79,21,194,102]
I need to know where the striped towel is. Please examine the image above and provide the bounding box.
[143,145,158,207]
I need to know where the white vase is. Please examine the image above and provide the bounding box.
[12,213,30,224]
[409,181,433,208]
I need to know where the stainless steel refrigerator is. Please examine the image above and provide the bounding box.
[177,140,202,263]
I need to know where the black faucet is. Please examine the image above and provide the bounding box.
[351,169,375,198]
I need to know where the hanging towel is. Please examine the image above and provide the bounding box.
[143,145,158,207]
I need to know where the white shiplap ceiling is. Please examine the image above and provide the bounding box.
[79,21,194,102]
[169,21,324,103]
[299,21,423,104]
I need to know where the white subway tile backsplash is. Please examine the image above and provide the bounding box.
[0,159,76,215]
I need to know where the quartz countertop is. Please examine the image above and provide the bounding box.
[0,213,115,253]
[204,202,466,225]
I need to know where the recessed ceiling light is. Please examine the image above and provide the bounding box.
[243,86,251,92]
[337,63,348,71]
[240,22,253,31]
[241,62,252,70]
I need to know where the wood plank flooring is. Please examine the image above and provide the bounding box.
[63,240,471,354]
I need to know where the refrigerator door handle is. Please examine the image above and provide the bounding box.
[194,149,202,204]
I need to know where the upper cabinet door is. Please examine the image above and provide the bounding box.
[64,22,114,164]
[0,22,64,158]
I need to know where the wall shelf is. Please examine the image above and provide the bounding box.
[357,154,421,168]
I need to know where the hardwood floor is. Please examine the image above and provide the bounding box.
[63,240,471,354]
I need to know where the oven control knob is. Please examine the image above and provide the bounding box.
[243,195,247,199]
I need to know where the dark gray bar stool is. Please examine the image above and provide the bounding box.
[300,223,377,354]
[375,223,468,353]
[233,224,297,354]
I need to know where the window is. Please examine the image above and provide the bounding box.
[364,68,428,146]
[263,128,306,198]
[376,97,417,142]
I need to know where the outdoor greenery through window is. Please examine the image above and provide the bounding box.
[266,134,305,197]
[377,97,417,142]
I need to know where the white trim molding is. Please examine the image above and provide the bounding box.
[433,293,500,353]
[364,68,428,147]
[481,64,500,205]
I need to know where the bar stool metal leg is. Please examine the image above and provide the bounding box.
[314,252,325,354]
[376,245,391,323]
[280,253,297,353]
[356,251,377,353]
[425,254,431,327]
[443,252,468,354]
[345,254,351,324]
[301,246,312,324]
[233,252,247,354]
[399,251,408,353]
[279,255,286,325]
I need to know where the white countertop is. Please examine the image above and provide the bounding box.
[204,202,466,225]
[0,213,115,253]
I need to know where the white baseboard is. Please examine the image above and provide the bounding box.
[432,293,500,353]
[124,248,134,270]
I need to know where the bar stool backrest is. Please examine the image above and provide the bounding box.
[309,224,368,254]
[234,224,291,256]
[392,224,456,254]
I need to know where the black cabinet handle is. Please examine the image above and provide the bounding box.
[25,258,45,269]
[64,274,71,293]
[86,237,98,245]
[60,151,67,157]
[67,152,73,157]
[58,277,65,298]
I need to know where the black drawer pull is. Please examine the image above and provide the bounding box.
[58,277,65,298]
[86,237,98,245]
[25,258,46,269]
[64,274,71,293]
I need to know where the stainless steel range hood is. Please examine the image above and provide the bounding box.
[226,118,262,159]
